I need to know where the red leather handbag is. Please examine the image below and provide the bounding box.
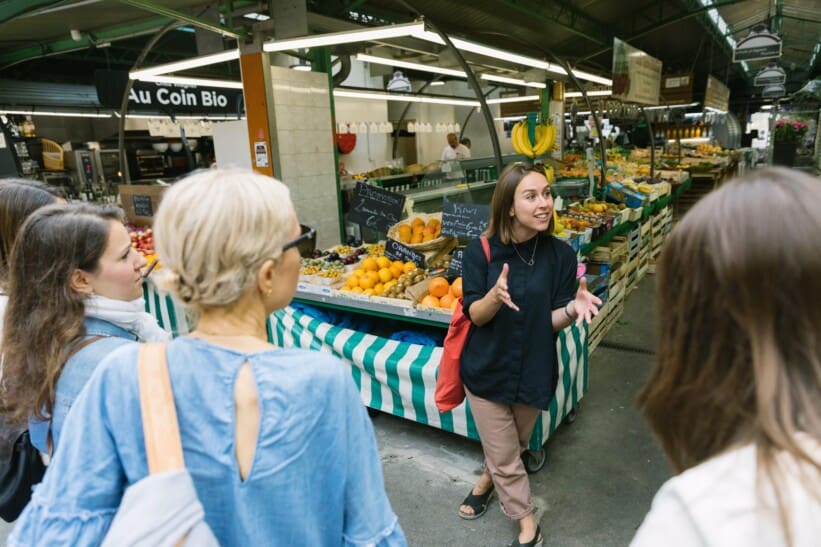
[435,236,490,413]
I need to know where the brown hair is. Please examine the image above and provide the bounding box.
[0,180,58,288]
[486,162,554,244]
[1,203,124,423]
[638,167,821,542]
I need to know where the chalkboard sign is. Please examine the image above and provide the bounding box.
[132,195,153,217]
[385,238,426,268]
[346,182,405,233]
[447,248,464,277]
[441,199,490,239]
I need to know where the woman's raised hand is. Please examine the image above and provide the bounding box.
[570,276,602,326]
[492,263,520,312]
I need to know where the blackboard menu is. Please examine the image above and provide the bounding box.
[345,182,405,233]
[447,248,464,277]
[385,238,426,268]
[441,199,490,239]
[132,195,153,217]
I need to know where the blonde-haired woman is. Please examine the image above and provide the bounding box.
[632,167,821,546]
[10,169,407,546]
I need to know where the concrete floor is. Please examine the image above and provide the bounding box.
[377,276,672,546]
[0,278,671,546]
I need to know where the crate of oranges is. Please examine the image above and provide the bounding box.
[413,276,463,313]
[387,213,455,252]
[338,254,422,302]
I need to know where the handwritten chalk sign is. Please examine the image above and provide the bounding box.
[441,199,490,239]
[346,181,405,233]
[447,248,464,277]
[385,238,426,268]
[132,195,153,217]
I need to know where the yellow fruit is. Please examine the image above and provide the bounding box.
[364,288,375,296]
[428,277,450,298]
[376,256,391,269]
[351,286,364,293]
[411,217,424,229]
[346,275,360,288]
[410,233,423,244]
[421,294,440,308]
[389,263,404,279]
[359,276,375,290]
[374,283,384,294]
[439,293,455,309]
[353,268,366,278]
[378,268,393,283]
[422,232,435,242]
[361,257,378,271]
[403,262,417,273]
[391,260,404,269]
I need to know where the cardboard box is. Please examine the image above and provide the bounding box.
[118,184,168,227]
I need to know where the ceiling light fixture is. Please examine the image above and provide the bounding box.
[0,108,112,118]
[130,50,240,80]
[242,12,270,21]
[136,75,244,89]
[565,90,613,98]
[264,21,425,53]
[485,95,540,104]
[412,30,612,86]
[480,74,546,89]
[333,89,479,107]
[357,53,466,77]
[429,81,446,86]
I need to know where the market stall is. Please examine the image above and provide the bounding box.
[141,281,588,462]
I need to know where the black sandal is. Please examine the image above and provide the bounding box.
[508,525,543,547]
[457,485,495,520]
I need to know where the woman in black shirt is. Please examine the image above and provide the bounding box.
[457,163,601,547]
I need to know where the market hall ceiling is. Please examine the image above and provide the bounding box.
[0,0,818,105]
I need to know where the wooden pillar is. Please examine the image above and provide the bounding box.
[239,49,275,177]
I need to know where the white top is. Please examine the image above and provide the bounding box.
[631,440,821,547]
[441,143,471,161]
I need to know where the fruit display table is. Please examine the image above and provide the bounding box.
[140,282,588,467]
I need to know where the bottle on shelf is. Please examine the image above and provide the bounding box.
[21,116,36,138]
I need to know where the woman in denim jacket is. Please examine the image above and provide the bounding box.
[9,169,406,546]
[1,204,169,455]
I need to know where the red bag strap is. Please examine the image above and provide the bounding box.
[480,236,490,262]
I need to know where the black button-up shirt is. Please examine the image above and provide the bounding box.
[461,234,577,410]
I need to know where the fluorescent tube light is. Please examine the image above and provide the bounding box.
[760,105,773,110]
[242,12,270,21]
[0,109,111,118]
[130,50,240,79]
[429,81,446,86]
[565,90,613,98]
[136,75,244,89]
[122,113,245,120]
[357,53,466,78]
[481,74,546,89]
[412,30,612,86]
[704,106,726,114]
[333,89,479,107]
[642,102,700,111]
[264,21,425,53]
[485,95,540,104]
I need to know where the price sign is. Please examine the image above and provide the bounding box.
[447,248,464,277]
[441,199,490,239]
[385,238,426,268]
[345,181,405,233]
[132,195,153,217]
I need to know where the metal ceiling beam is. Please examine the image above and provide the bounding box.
[578,1,746,62]
[498,0,610,46]
[117,0,246,39]
[0,17,177,68]
[0,0,62,25]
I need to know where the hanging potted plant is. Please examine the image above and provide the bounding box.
[772,119,808,167]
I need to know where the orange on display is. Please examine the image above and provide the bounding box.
[428,277,450,298]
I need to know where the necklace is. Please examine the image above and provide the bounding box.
[512,236,538,266]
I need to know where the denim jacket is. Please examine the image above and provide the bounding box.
[28,317,137,454]
[12,337,406,546]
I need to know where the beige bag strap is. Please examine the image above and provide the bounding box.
[137,343,184,474]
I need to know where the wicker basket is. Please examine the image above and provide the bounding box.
[41,138,64,171]
[388,212,455,252]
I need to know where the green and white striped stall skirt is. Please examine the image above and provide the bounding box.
[143,283,589,450]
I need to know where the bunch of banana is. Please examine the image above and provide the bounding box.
[542,165,555,184]
[512,120,557,158]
